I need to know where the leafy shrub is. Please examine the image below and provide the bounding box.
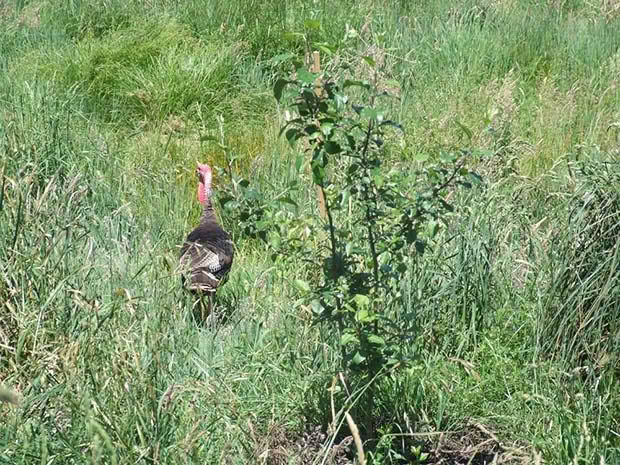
[218,51,480,378]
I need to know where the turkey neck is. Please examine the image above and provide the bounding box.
[198,180,217,223]
[200,202,217,224]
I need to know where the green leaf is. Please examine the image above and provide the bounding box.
[304,124,319,135]
[339,189,350,207]
[294,279,311,293]
[285,128,300,147]
[324,141,341,154]
[469,172,483,184]
[341,333,358,346]
[362,55,376,68]
[439,198,454,212]
[368,334,385,346]
[310,299,323,315]
[316,43,336,56]
[355,308,370,322]
[274,78,290,102]
[297,68,316,85]
[415,152,430,162]
[353,294,370,308]
[343,79,370,90]
[269,233,281,249]
[352,352,366,365]
[277,196,297,207]
[283,31,305,42]
[304,19,321,31]
[415,240,426,255]
[320,120,334,135]
[373,173,384,188]
[439,151,457,163]
[312,163,326,185]
[223,200,240,210]
[379,119,404,132]
[334,93,349,109]
[218,195,235,206]
[346,134,356,150]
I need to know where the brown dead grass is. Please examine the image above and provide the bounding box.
[248,423,353,465]
[430,422,535,465]
[18,2,42,28]
[0,0,43,28]
[243,421,538,465]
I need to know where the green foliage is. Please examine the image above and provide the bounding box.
[212,52,482,387]
[271,56,479,376]
[368,428,430,465]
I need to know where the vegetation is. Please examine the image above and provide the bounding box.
[1,0,619,464]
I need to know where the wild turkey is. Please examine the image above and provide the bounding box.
[179,163,234,319]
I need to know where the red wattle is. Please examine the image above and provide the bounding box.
[197,181,207,205]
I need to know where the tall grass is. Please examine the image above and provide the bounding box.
[0,83,327,464]
[535,153,620,371]
[2,0,620,463]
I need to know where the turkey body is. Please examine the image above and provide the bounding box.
[179,163,234,305]
[179,217,234,293]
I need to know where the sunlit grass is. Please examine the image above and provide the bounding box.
[1,0,620,463]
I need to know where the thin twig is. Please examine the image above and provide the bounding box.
[345,412,366,465]
[359,121,381,288]
[432,159,465,197]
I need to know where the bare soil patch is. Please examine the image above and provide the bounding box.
[250,421,535,465]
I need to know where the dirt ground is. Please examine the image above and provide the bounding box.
[253,421,537,465]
